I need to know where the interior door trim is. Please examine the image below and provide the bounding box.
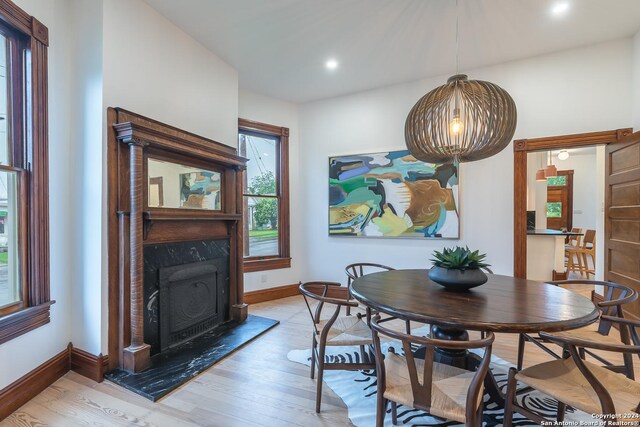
[513,128,632,279]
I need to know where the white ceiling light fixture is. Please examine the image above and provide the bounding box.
[325,58,338,70]
[558,150,570,160]
[551,2,570,17]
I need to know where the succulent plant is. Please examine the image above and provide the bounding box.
[430,246,490,270]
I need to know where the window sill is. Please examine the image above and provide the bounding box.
[0,301,55,345]
[244,257,291,273]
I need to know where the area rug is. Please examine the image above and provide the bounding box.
[287,343,593,426]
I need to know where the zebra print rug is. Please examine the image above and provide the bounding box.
[287,343,593,426]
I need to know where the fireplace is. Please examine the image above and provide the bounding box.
[108,108,248,373]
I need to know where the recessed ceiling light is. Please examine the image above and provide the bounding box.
[558,150,569,160]
[551,2,569,16]
[325,59,338,70]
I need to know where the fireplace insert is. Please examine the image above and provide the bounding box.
[158,257,228,352]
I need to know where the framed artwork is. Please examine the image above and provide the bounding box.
[329,149,459,238]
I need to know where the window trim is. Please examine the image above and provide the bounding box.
[238,118,290,273]
[0,3,51,345]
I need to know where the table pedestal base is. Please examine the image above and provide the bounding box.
[415,325,506,407]
[430,325,469,369]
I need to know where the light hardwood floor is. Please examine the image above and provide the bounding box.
[2,295,639,427]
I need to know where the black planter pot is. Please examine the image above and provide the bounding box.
[428,266,488,291]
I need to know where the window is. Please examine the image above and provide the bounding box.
[547,176,566,186]
[0,8,50,344]
[546,202,562,218]
[238,119,290,272]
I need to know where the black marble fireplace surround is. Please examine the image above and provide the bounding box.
[106,238,279,401]
[144,239,230,355]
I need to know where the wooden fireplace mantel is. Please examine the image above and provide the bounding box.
[107,108,248,373]
[113,121,247,168]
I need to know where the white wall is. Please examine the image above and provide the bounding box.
[299,39,633,283]
[0,0,75,389]
[92,0,240,354]
[553,150,598,230]
[69,0,104,358]
[238,90,305,291]
[526,152,548,229]
[102,0,238,147]
[526,152,539,211]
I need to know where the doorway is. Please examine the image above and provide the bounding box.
[514,128,640,321]
[525,150,596,282]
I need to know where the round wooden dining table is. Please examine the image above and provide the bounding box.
[350,269,600,405]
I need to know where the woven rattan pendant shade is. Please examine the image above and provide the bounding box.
[405,74,517,163]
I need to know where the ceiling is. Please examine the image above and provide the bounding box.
[144,0,640,103]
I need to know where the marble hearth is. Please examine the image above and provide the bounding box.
[106,314,279,401]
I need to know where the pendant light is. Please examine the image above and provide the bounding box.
[535,153,546,181]
[544,151,557,178]
[404,0,517,164]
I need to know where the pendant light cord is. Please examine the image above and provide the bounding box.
[455,0,459,75]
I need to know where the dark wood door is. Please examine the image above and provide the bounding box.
[605,131,640,320]
[546,170,573,231]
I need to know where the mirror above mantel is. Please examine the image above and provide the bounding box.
[147,158,222,211]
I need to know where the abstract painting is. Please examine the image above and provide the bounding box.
[329,150,458,238]
[180,170,221,210]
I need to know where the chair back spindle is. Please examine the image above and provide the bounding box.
[345,263,395,287]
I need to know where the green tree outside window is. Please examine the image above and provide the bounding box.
[547,202,562,218]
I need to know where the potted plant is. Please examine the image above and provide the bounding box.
[428,246,490,291]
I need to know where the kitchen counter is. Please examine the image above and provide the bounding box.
[527,229,583,236]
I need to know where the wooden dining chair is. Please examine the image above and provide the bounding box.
[299,281,376,413]
[517,280,638,379]
[370,314,495,427]
[566,229,595,278]
[345,262,416,334]
[345,263,395,315]
[505,316,640,426]
[564,227,582,265]
[566,227,582,245]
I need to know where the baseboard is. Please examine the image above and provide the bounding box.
[552,270,567,280]
[69,344,109,383]
[244,283,300,304]
[0,347,69,420]
[0,343,108,421]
